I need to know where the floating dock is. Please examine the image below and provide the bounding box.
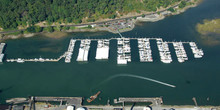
[0,54,4,63]
[0,43,6,63]
[117,38,131,64]
[138,38,153,62]
[95,39,109,60]
[76,39,91,61]
[0,43,5,53]
[65,39,76,63]
[173,42,188,63]
[4,37,204,64]
[156,39,172,63]
[6,54,66,63]
[189,42,204,58]
[114,97,163,106]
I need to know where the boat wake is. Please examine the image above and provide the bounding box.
[94,74,176,89]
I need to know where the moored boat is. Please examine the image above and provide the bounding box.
[87,91,101,103]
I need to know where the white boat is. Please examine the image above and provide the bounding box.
[17,58,24,63]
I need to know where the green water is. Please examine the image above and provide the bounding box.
[1,0,220,105]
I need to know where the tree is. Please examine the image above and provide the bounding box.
[54,25,61,31]
[0,0,184,30]
[62,26,70,30]
[44,26,54,32]
[88,25,92,29]
[87,18,95,22]
[109,14,116,19]
[179,1,186,8]
[35,26,43,32]
[133,16,137,20]
[27,26,36,33]
[168,7,175,12]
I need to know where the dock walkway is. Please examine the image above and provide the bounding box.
[114,97,163,106]
[34,96,82,105]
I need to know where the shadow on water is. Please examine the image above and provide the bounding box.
[0,86,13,94]
[186,80,191,84]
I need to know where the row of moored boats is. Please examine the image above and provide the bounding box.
[189,42,204,58]
[65,39,76,63]
[157,38,172,63]
[4,38,204,64]
[0,43,6,63]
[138,38,153,62]
[173,42,188,63]
[117,38,131,64]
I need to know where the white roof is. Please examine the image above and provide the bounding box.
[76,107,85,110]
[96,47,109,60]
[117,59,127,64]
[0,54,4,62]
[77,48,84,61]
[143,107,151,110]
[67,106,74,110]
[83,50,89,61]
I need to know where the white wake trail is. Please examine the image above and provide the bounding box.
[118,74,176,88]
[96,74,176,88]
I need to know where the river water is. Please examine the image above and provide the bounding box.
[0,0,220,105]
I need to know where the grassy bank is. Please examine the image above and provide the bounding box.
[197,19,220,34]
[196,19,220,46]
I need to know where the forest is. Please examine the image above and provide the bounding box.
[0,0,182,30]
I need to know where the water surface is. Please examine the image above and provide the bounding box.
[0,0,220,105]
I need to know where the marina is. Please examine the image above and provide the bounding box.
[0,0,219,106]
[65,39,76,63]
[3,38,204,64]
[76,39,91,61]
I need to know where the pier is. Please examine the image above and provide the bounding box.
[138,38,153,62]
[6,53,66,63]
[76,39,91,61]
[34,96,82,106]
[173,42,188,63]
[117,38,131,64]
[189,42,204,58]
[4,37,204,64]
[156,39,172,63]
[0,43,6,63]
[65,39,76,63]
[6,96,82,107]
[114,97,163,106]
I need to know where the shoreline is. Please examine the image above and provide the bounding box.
[2,96,220,109]
[0,0,202,41]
